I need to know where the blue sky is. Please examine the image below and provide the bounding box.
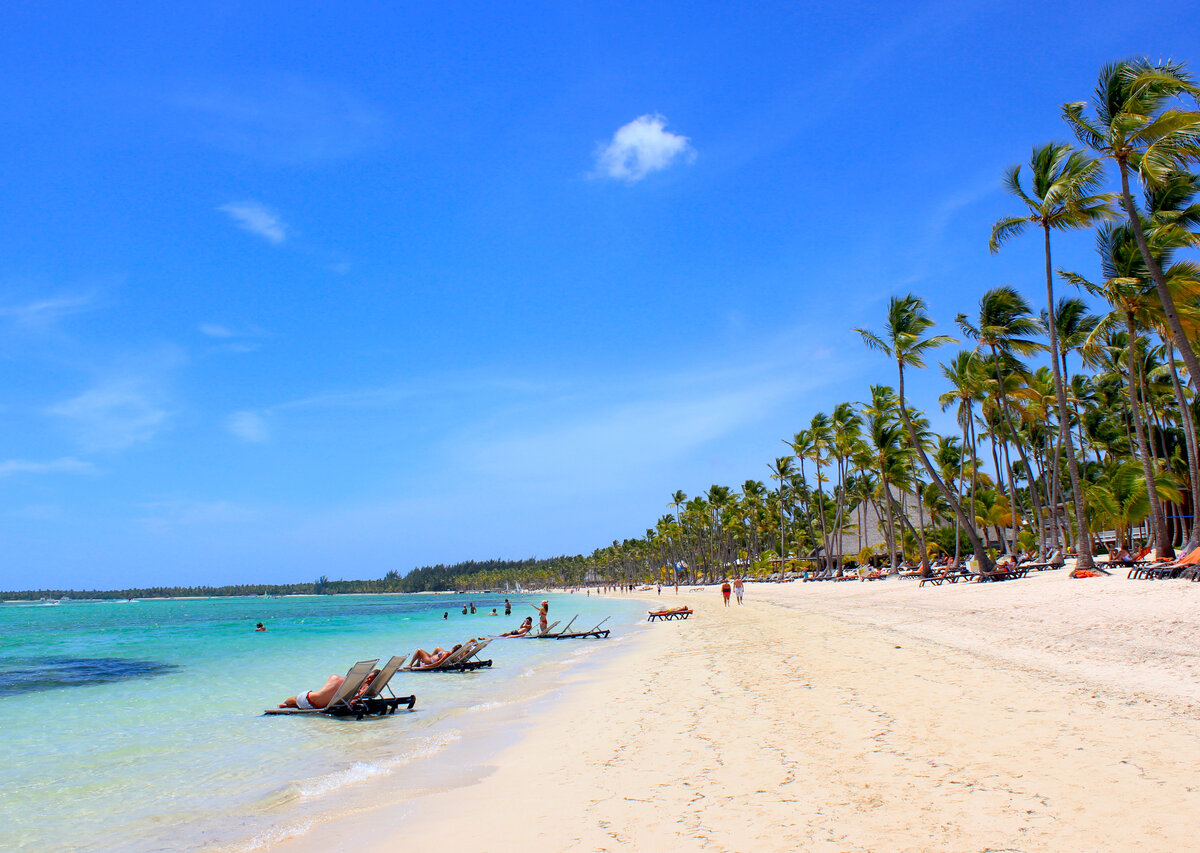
[3,1,1198,589]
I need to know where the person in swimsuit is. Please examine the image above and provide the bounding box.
[504,598,511,616]
[500,617,533,637]
[534,600,549,634]
[410,644,462,669]
[721,580,731,606]
[255,622,267,631]
[733,577,744,604]
[277,669,379,709]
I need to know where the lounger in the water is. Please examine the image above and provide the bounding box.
[352,655,418,716]
[553,616,611,638]
[264,659,417,719]
[405,639,493,673]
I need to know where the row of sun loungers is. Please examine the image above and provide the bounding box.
[263,615,619,719]
[1127,549,1200,580]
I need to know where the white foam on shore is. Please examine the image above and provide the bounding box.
[296,761,386,798]
[233,819,315,852]
[466,701,503,713]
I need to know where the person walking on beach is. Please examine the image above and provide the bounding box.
[721,580,731,607]
[733,577,744,605]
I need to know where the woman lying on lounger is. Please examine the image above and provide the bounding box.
[278,669,379,710]
[409,644,462,669]
[499,617,533,637]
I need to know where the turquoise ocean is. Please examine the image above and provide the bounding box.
[0,592,645,852]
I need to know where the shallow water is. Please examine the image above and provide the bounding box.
[0,591,642,852]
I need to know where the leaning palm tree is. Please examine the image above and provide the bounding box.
[1063,58,1200,389]
[855,294,994,572]
[1066,221,1200,557]
[989,142,1113,570]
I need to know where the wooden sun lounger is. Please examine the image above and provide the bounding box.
[531,620,562,638]
[648,607,692,621]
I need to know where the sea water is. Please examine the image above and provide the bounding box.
[0,592,645,852]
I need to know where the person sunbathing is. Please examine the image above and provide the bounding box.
[500,617,533,637]
[278,669,379,710]
[410,644,462,668]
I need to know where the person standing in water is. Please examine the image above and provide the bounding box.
[504,598,511,616]
[533,600,549,634]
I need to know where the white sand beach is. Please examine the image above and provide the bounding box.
[280,573,1200,852]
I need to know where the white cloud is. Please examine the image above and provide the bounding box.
[227,410,269,443]
[0,293,99,328]
[219,201,287,244]
[594,114,695,181]
[48,381,169,452]
[198,323,234,338]
[0,457,95,476]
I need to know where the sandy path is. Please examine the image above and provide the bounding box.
[285,574,1200,852]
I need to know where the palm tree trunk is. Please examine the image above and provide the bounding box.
[897,363,993,573]
[1126,313,1172,558]
[1166,341,1200,551]
[1118,161,1200,392]
[1042,224,1097,571]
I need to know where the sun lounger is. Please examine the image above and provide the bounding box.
[406,639,494,673]
[264,658,415,719]
[1129,548,1200,579]
[535,620,561,637]
[353,655,418,715]
[648,607,692,621]
[553,616,611,638]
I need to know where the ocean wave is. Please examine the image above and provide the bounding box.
[465,701,503,713]
[296,761,386,798]
[234,819,314,852]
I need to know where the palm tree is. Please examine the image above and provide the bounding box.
[766,458,794,558]
[939,350,986,559]
[957,286,1048,556]
[829,402,863,572]
[990,142,1113,569]
[1063,58,1200,390]
[1086,459,1182,552]
[806,413,833,571]
[1066,222,1192,557]
[861,385,906,571]
[855,294,994,572]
